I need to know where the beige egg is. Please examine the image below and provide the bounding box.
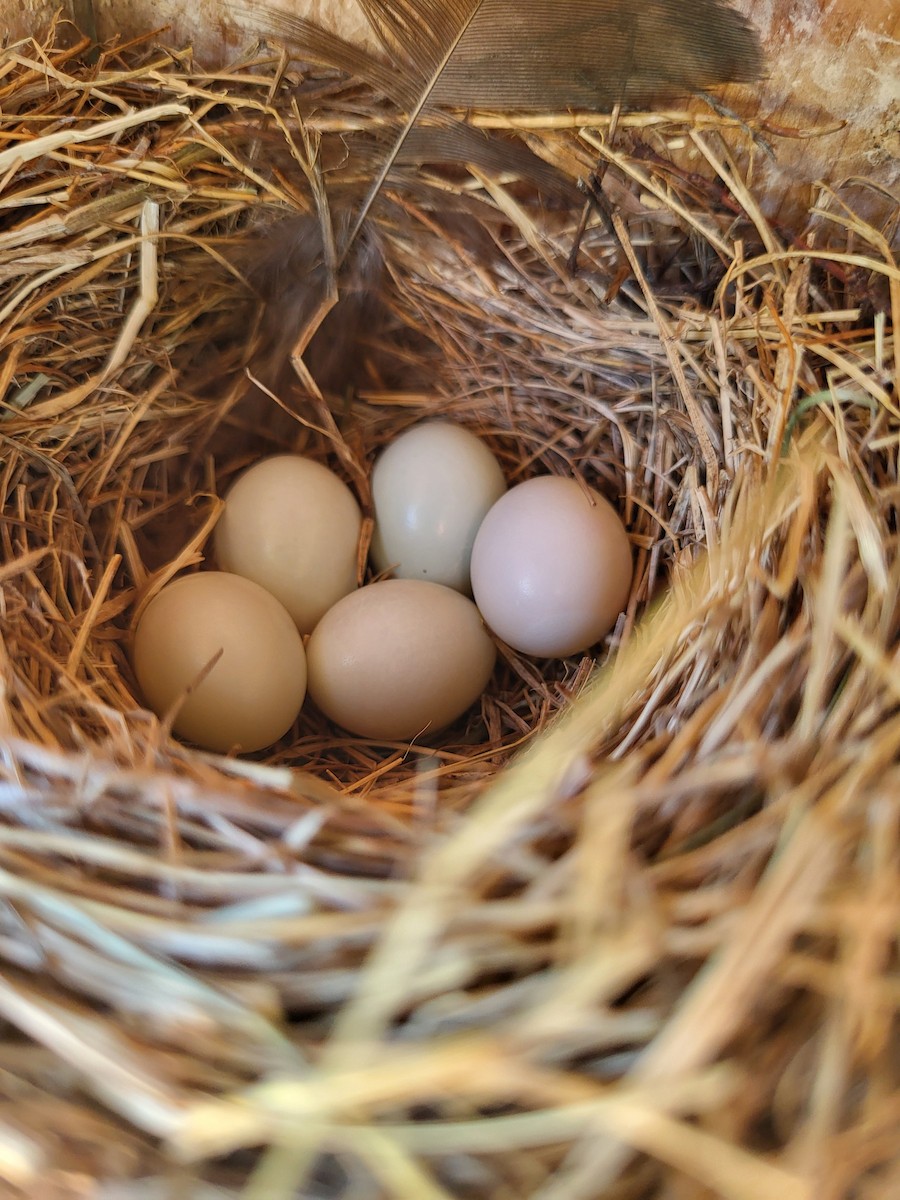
[470,476,632,658]
[132,571,307,753]
[370,421,506,593]
[306,579,496,740]
[214,454,362,634]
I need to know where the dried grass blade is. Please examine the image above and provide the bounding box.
[610,209,720,492]
[0,104,190,175]
[0,1120,44,1189]
[101,199,160,380]
[0,975,185,1138]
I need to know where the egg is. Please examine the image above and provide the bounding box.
[132,572,307,753]
[370,421,506,593]
[214,454,362,634]
[470,476,632,658]
[306,579,496,740]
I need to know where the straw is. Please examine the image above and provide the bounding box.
[0,19,896,1200]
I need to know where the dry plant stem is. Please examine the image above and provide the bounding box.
[101,199,161,381]
[609,209,720,491]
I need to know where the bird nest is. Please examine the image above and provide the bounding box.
[0,17,897,1200]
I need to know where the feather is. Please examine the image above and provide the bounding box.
[237,1,573,197]
[231,210,386,413]
[233,0,763,345]
[344,0,490,253]
[398,125,578,200]
[359,0,763,108]
[241,0,762,237]
[343,0,762,251]
[230,4,415,106]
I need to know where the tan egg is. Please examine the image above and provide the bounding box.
[370,421,506,593]
[306,579,496,740]
[132,572,307,753]
[470,476,632,658]
[214,454,362,634]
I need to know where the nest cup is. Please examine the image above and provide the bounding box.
[0,9,898,1199]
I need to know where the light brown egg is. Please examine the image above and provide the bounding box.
[306,579,496,740]
[214,454,362,634]
[132,571,307,753]
[470,476,632,658]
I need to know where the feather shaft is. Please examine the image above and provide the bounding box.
[340,0,486,262]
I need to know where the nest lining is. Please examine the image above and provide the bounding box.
[0,18,897,1200]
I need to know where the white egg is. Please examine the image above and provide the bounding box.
[214,454,362,634]
[470,476,632,658]
[306,579,496,740]
[132,571,307,753]
[370,421,506,593]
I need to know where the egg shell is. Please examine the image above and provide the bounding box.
[306,579,496,740]
[370,421,506,593]
[132,571,307,753]
[470,476,632,658]
[214,455,362,634]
